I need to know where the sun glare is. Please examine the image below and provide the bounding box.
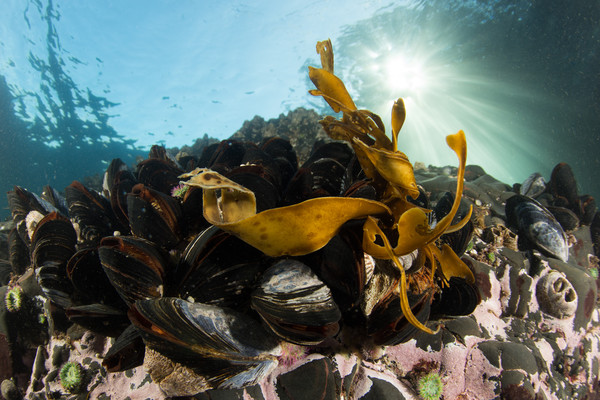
[384,55,428,98]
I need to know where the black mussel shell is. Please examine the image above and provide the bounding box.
[306,158,347,197]
[227,165,280,212]
[181,186,208,234]
[261,137,298,171]
[282,168,314,204]
[506,194,568,262]
[8,186,58,247]
[547,205,580,232]
[98,236,169,306]
[303,141,353,169]
[197,142,220,168]
[175,226,267,309]
[66,248,124,308]
[430,277,480,317]
[302,226,365,315]
[178,154,199,171]
[205,140,247,172]
[8,227,30,275]
[7,186,57,225]
[251,259,341,345]
[103,158,138,228]
[65,303,130,337]
[261,137,298,190]
[32,212,77,308]
[65,181,124,246]
[148,145,181,165]
[368,289,433,346]
[548,163,581,216]
[343,179,377,200]
[136,158,183,195]
[407,185,430,209]
[129,298,280,390]
[102,324,145,372]
[127,184,184,248]
[41,185,69,216]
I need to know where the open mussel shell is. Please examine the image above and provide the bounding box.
[251,259,341,345]
[65,181,124,246]
[129,297,280,390]
[175,226,267,309]
[506,194,569,262]
[98,236,169,306]
[32,212,77,308]
[127,183,184,248]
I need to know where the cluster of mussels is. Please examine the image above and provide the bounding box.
[4,40,480,395]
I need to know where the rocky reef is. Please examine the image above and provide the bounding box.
[0,40,599,400]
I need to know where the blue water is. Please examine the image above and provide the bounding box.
[1,0,599,219]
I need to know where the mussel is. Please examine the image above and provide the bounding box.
[252,259,341,345]
[505,194,569,262]
[129,297,280,392]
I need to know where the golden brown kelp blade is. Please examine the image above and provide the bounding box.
[184,168,390,257]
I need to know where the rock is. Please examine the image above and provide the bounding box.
[359,377,406,400]
[276,357,338,400]
[477,341,538,374]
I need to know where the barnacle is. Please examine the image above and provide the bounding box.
[183,39,474,334]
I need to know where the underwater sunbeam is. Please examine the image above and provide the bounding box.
[331,3,564,189]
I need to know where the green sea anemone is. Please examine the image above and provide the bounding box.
[5,286,23,313]
[417,372,444,400]
[59,362,84,393]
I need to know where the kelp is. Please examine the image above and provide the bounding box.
[182,39,474,334]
